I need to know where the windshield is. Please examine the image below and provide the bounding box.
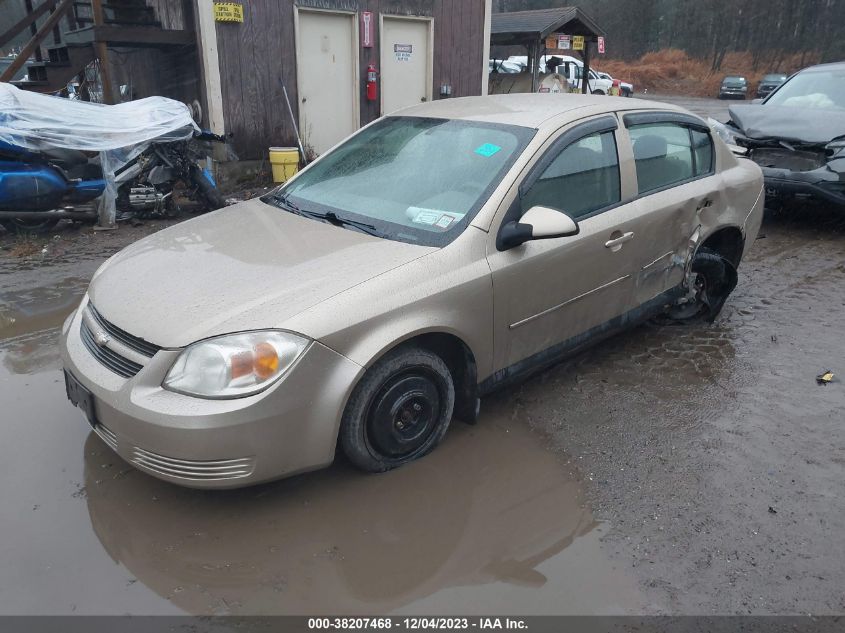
[762,74,787,82]
[723,77,746,85]
[269,116,534,247]
[765,67,845,109]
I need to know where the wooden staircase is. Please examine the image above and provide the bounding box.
[1,0,193,102]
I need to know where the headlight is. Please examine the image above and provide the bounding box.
[163,331,309,399]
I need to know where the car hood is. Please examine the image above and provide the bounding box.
[88,198,436,347]
[729,104,845,144]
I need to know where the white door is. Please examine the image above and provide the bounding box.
[380,17,431,114]
[296,10,358,155]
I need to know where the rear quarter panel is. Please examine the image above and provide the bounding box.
[708,140,764,261]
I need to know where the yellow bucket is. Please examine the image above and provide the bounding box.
[269,147,300,183]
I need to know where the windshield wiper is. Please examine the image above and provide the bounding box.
[269,193,380,237]
[308,210,381,237]
[269,191,302,214]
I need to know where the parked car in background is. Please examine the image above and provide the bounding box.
[756,73,788,98]
[62,94,763,488]
[718,76,749,99]
[596,70,634,97]
[711,61,845,211]
[489,59,522,74]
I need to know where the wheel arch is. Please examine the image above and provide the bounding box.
[699,225,745,268]
[355,329,481,425]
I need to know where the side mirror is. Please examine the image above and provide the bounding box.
[498,205,579,250]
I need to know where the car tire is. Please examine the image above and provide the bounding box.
[593,89,606,95]
[665,247,738,322]
[0,217,60,234]
[340,346,455,473]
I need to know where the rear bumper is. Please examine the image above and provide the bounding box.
[60,302,363,489]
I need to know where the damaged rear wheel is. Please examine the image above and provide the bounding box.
[665,247,738,323]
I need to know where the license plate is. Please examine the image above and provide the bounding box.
[64,369,97,429]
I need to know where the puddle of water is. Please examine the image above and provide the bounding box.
[80,414,644,615]
[0,276,645,615]
[0,277,88,375]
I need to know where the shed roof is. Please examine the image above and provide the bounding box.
[491,7,605,45]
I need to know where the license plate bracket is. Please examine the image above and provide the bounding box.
[64,369,97,429]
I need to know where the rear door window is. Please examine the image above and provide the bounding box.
[629,123,695,194]
[691,128,714,177]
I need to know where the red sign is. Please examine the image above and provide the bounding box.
[598,36,606,54]
[361,11,374,48]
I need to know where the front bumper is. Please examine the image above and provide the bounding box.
[719,89,747,98]
[760,166,845,208]
[60,301,363,488]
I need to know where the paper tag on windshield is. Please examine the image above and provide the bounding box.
[435,214,457,229]
[411,209,441,225]
[475,143,502,157]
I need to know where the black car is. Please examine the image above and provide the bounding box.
[756,73,787,99]
[715,62,845,210]
[718,76,748,99]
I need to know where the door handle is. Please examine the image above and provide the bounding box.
[605,232,634,249]
[696,198,713,211]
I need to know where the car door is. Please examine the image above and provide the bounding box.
[486,115,643,374]
[620,113,722,305]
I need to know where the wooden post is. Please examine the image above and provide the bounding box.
[90,0,115,104]
[530,40,540,92]
[0,0,59,51]
[581,40,591,94]
[0,0,73,82]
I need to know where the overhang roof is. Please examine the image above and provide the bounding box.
[491,7,605,46]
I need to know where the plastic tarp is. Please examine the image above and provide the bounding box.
[0,83,198,225]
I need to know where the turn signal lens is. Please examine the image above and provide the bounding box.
[163,331,309,399]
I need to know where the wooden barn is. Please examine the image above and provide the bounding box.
[206,0,493,160]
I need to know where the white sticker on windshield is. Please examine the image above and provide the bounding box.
[435,214,457,229]
[410,209,441,225]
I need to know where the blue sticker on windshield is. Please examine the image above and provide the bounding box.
[475,143,502,157]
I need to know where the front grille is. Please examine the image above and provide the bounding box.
[80,319,143,378]
[87,304,161,358]
[751,148,826,172]
[130,446,255,481]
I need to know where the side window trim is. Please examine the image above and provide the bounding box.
[518,115,618,198]
[626,118,716,198]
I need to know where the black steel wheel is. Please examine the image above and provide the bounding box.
[341,346,455,473]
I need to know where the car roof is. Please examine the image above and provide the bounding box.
[393,94,686,129]
[800,61,845,72]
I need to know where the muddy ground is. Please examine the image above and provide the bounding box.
[0,96,843,616]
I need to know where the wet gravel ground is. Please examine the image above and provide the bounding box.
[1,95,843,616]
[492,204,845,614]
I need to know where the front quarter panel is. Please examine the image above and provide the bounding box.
[282,227,494,379]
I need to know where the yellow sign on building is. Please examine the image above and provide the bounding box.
[572,35,585,51]
[214,2,244,22]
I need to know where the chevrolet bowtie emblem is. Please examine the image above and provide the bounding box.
[93,329,111,347]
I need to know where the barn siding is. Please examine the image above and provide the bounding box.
[215,0,487,160]
[108,0,200,105]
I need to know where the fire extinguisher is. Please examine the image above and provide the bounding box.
[366,64,378,101]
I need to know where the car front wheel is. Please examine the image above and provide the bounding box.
[340,346,455,473]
